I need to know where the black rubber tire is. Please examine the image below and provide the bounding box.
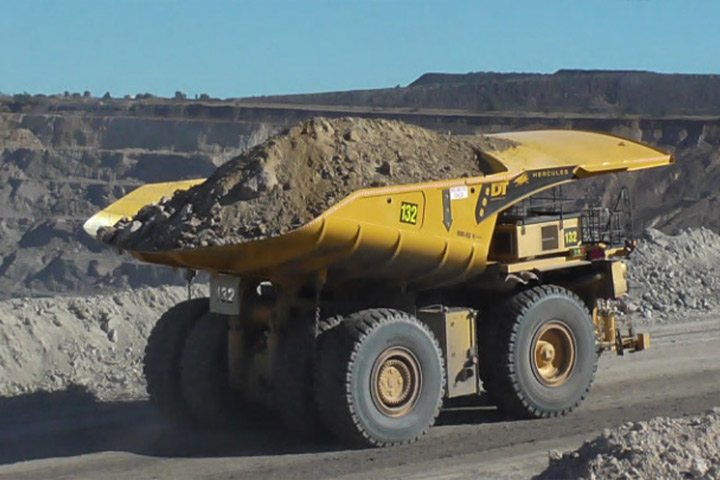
[273,315,343,438]
[314,309,445,447]
[143,297,208,424]
[180,311,244,429]
[480,285,597,419]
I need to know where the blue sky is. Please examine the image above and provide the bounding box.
[0,0,717,98]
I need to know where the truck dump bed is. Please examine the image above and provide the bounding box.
[85,130,672,288]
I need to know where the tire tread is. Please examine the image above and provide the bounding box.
[315,308,445,447]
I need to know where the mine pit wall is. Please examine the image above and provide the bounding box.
[0,107,717,299]
[0,113,282,300]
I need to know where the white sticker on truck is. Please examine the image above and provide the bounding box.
[449,186,468,200]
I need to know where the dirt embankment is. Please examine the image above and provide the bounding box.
[101,117,513,251]
[256,70,720,116]
[0,285,201,400]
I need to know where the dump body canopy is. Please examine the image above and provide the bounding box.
[482,130,672,175]
[85,130,673,289]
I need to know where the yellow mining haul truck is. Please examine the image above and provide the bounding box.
[86,130,672,447]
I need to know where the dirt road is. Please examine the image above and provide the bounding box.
[1,319,719,480]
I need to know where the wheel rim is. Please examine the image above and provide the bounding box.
[531,321,576,387]
[370,347,422,417]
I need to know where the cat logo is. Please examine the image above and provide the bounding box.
[513,172,529,187]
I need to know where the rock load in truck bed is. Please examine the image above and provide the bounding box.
[100,117,514,251]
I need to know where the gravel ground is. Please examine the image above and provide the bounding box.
[100,117,514,251]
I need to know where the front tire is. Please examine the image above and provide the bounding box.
[314,309,445,447]
[481,285,597,419]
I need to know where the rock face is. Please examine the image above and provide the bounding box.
[102,117,513,251]
[0,113,278,300]
[536,410,720,480]
[260,70,720,116]
[625,228,720,324]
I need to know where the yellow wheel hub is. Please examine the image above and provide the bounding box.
[532,322,576,387]
[377,360,410,405]
[371,347,422,417]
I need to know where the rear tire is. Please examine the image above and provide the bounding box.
[481,285,597,419]
[180,312,244,428]
[143,298,208,424]
[273,315,343,438]
[314,309,445,447]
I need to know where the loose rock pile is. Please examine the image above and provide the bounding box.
[100,117,513,251]
[625,227,720,324]
[0,285,204,401]
[536,409,720,479]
